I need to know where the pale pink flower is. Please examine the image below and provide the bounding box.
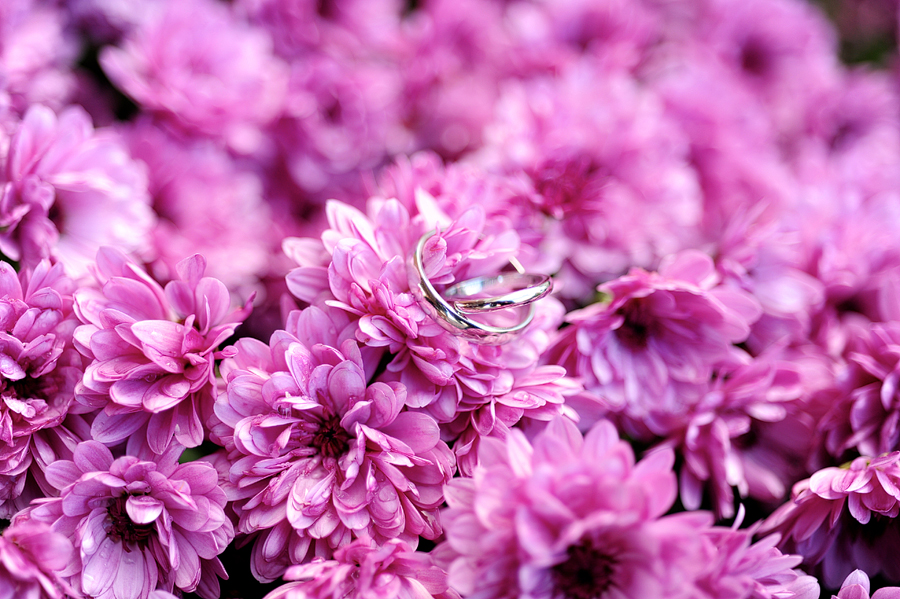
[438,416,714,599]
[833,570,900,599]
[74,248,252,454]
[100,0,290,153]
[0,259,88,517]
[760,452,900,588]
[213,305,454,582]
[0,520,75,599]
[263,536,457,599]
[0,105,154,276]
[24,440,233,599]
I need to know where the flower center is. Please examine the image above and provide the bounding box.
[107,497,154,551]
[615,299,656,349]
[311,414,351,459]
[551,537,618,599]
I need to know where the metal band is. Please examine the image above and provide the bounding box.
[407,230,553,344]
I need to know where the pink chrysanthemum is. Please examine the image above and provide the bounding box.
[819,322,900,458]
[0,519,76,599]
[663,348,809,518]
[263,536,457,599]
[73,248,252,454]
[23,440,233,599]
[832,570,900,599]
[760,452,900,588]
[0,260,88,517]
[697,525,819,599]
[213,305,454,582]
[474,60,704,298]
[550,250,761,441]
[374,151,563,276]
[437,416,714,599]
[124,120,276,293]
[99,0,289,153]
[0,0,79,114]
[0,105,154,275]
[284,197,572,470]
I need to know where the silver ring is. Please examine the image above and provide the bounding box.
[407,230,553,344]
[445,273,552,313]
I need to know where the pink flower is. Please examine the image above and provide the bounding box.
[760,452,900,588]
[0,520,76,599]
[833,570,900,599]
[0,105,154,275]
[23,440,233,599]
[263,536,457,599]
[697,525,819,599]
[0,0,79,114]
[550,250,761,441]
[374,151,563,276]
[100,0,289,153]
[284,197,572,468]
[237,0,404,60]
[438,416,714,599]
[213,305,454,582]
[666,348,810,518]
[473,60,704,298]
[74,248,252,454]
[124,120,277,292]
[0,260,88,517]
[272,54,405,198]
[821,322,900,458]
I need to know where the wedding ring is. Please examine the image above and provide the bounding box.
[444,272,552,313]
[408,230,553,344]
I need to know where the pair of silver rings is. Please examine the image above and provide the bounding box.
[408,230,553,345]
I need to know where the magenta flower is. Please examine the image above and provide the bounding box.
[0,519,76,599]
[438,416,715,599]
[551,250,761,441]
[760,452,900,588]
[74,248,252,454]
[263,536,456,599]
[0,260,88,517]
[0,105,154,275]
[832,570,900,599]
[100,0,289,153]
[213,305,454,582]
[23,439,233,599]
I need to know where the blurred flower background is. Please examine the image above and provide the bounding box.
[1,0,900,598]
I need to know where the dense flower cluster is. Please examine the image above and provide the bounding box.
[0,0,898,597]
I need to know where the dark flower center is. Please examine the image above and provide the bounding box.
[2,376,45,402]
[312,414,351,459]
[551,537,618,599]
[615,299,657,349]
[107,496,154,551]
